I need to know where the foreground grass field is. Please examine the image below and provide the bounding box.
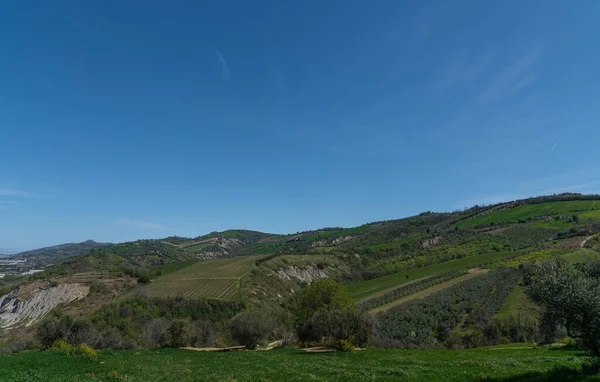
[1,347,598,381]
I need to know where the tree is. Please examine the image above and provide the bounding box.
[296,279,354,323]
[35,312,74,348]
[167,319,190,348]
[231,312,273,349]
[528,257,600,357]
[303,309,370,349]
[296,279,369,349]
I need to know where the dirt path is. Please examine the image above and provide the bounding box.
[160,237,218,249]
[580,234,598,248]
[368,269,488,315]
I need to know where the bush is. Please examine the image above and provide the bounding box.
[191,321,216,347]
[0,339,32,355]
[140,318,170,348]
[167,319,191,348]
[35,313,74,348]
[231,313,274,349]
[49,340,98,360]
[299,309,370,349]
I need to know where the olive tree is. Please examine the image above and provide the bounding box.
[296,278,369,349]
[528,257,600,357]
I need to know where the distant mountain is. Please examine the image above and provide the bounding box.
[14,240,112,265]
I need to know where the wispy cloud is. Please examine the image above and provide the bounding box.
[216,47,232,83]
[0,188,34,197]
[115,218,168,230]
[551,139,560,151]
[477,49,539,103]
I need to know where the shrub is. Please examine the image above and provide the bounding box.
[338,339,356,352]
[191,321,216,347]
[167,319,191,348]
[49,340,98,359]
[300,309,370,349]
[140,318,170,348]
[0,339,32,355]
[35,313,74,348]
[69,344,98,359]
[231,312,274,349]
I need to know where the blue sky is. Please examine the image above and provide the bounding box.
[2,1,600,251]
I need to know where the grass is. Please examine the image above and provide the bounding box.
[145,256,261,300]
[563,249,598,265]
[346,251,522,302]
[456,200,600,228]
[0,347,597,381]
[495,284,540,320]
[368,270,487,314]
[490,250,567,269]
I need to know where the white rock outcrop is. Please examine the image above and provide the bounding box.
[276,266,328,283]
[0,283,89,328]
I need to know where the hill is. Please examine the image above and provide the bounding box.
[13,240,112,266]
[2,193,600,350]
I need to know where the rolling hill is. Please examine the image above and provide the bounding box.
[13,240,112,266]
[2,192,600,350]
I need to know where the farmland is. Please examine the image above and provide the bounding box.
[455,200,600,228]
[367,270,486,314]
[346,250,524,302]
[144,256,261,300]
[0,346,597,381]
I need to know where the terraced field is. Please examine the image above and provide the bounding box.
[145,256,261,300]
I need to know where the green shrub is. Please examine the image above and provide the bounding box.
[167,319,190,348]
[338,339,356,352]
[231,312,274,349]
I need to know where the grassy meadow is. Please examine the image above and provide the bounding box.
[1,346,598,382]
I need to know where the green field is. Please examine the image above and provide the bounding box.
[1,347,597,381]
[144,256,261,300]
[456,201,600,228]
[346,251,522,301]
[563,249,598,264]
[495,284,540,319]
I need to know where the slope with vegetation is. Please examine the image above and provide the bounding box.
[2,192,600,367]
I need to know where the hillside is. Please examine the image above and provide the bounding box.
[14,240,112,266]
[1,193,600,350]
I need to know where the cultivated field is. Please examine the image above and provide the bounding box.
[368,270,487,314]
[346,251,522,302]
[1,346,597,381]
[144,256,261,300]
[456,200,600,228]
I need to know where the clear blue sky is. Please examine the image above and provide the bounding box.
[2,1,600,251]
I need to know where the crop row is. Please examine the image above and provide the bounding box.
[373,269,520,347]
[146,278,239,300]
